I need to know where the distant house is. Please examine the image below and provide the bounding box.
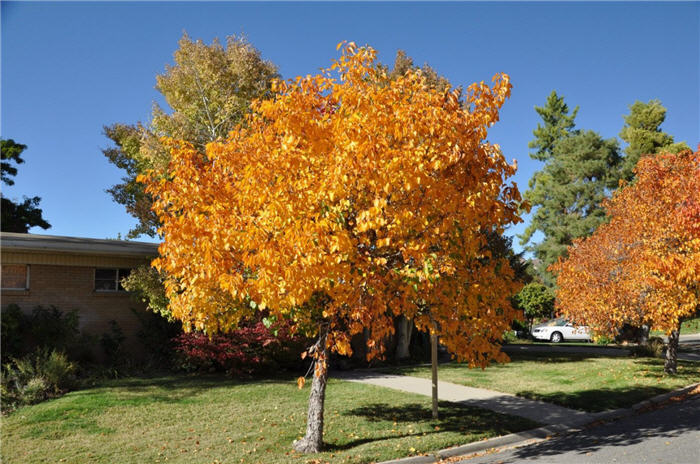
[1,232,159,354]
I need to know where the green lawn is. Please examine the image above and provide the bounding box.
[650,316,700,336]
[1,375,538,464]
[389,353,700,412]
[679,316,700,334]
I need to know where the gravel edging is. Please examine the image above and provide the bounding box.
[378,381,700,464]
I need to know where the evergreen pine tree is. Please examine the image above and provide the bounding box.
[520,94,620,285]
[619,99,689,181]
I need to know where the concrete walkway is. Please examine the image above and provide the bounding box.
[334,371,594,427]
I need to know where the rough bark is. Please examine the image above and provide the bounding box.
[430,331,439,420]
[395,316,413,361]
[664,325,680,375]
[293,324,330,453]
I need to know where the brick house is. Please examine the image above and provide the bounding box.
[1,232,160,355]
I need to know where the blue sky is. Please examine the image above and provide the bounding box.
[2,1,698,253]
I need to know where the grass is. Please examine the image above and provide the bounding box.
[388,352,700,412]
[1,375,538,464]
[650,316,700,336]
[681,316,700,334]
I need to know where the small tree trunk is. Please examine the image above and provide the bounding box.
[664,324,680,375]
[639,324,650,345]
[395,316,413,360]
[362,327,370,362]
[293,324,329,453]
[430,330,438,420]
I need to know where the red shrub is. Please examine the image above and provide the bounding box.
[173,321,309,376]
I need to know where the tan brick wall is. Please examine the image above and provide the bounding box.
[2,260,153,358]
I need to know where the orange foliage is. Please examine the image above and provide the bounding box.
[141,43,525,365]
[553,149,700,336]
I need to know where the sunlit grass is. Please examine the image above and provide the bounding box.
[650,316,700,336]
[390,353,700,412]
[1,375,537,464]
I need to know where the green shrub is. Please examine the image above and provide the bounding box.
[0,304,25,359]
[100,320,126,367]
[630,336,665,358]
[21,377,49,404]
[41,350,78,393]
[502,330,519,344]
[1,349,77,413]
[132,309,181,369]
[0,305,91,363]
[26,306,81,351]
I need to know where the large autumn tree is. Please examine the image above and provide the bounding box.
[142,43,526,452]
[553,148,700,374]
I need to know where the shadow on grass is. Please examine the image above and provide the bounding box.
[517,386,671,412]
[87,373,298,401]
[324,401,538,451]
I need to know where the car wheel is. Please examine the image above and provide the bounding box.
[550,331,563,343]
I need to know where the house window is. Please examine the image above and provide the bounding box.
[1,264,30,290]
[94,268,131,292]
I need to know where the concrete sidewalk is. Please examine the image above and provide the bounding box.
[334,371,593,427]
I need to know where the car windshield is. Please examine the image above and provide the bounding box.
[543,318,568,327]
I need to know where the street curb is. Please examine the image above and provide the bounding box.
[629,381,700,412]
[378,381,700,464]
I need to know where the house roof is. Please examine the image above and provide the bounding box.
[1,232,159,258]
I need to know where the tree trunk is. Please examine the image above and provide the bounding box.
[293,324,329,453]
[430,330,438,420]
[395,316,413,361]
[664,324,680,375]
[639,324,650,345]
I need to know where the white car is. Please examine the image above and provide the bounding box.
[531,318,591,343]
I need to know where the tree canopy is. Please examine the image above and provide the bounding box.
[618,99,689,181]
[514,282,554,329]
[142,42,526,451]
[520,95,621,285]
[552,148,700,373]
[528,91,578,162]
[1,139,51,233]
[103,33,279,238]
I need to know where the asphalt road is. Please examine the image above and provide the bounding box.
[502,340,700,362]
[463,395,700,464]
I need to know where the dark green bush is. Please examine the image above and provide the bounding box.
[0,304,25,359]
[132,309,182,369]
[0,304,91,363]
[100,320,126,367]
